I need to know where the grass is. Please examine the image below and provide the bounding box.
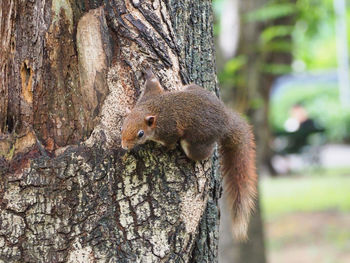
[260,170,350,220]
[261,169,350,263]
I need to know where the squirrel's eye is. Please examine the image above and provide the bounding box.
[137,130,144,138]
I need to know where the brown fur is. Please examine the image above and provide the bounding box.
[121,71,257,240]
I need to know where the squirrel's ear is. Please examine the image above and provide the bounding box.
[138,68,164,103]
[145,115,156,127]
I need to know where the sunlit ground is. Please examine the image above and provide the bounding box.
[261,168,350,263]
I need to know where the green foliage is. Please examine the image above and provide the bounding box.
[270,83,350,142]
[250,97,265,110]
[260,25,294,56]
[293,16,337,70]
[212,0,225,17]
[218,55,247,87]
[262,40,293,53]
[245,2,296,22]
[261,25,294,45]
[292,0,347,70]
[215,0,350,140]
[214,0,345,72]
[295,0,334,35]
[261,63,292,75]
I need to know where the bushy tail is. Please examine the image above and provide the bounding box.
[219,112,257,241]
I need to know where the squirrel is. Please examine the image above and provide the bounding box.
[121,69,257,240]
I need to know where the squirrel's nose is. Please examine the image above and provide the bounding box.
[121,141,128,150]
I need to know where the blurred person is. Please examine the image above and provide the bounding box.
[283,103,323,153]
[272,103,325,173]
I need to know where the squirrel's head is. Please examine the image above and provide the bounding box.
[121,67,163,150]
[121,109,157,150]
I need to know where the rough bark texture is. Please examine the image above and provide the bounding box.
[0,1,220,262]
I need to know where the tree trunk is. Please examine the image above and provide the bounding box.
[216,0,268,262]
[222,0,295,261]
[0,1,220,262]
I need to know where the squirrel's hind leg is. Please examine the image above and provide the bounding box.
[180,140,215,161]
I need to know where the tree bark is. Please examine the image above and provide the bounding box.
[0,1,220,262]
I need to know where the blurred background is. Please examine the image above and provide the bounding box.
[213,0,350,262]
